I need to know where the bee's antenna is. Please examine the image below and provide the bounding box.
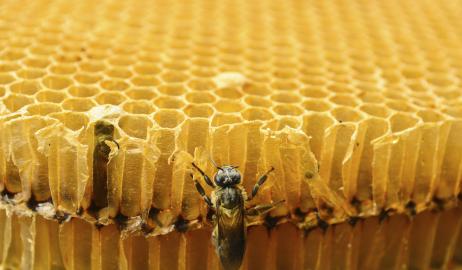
[209,156,223,170]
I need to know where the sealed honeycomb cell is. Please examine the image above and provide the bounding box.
[1,0,462,269]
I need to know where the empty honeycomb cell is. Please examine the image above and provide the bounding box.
[185,92,215,104]
[122,100,155,114]
[2,94,34,112]
[1,49,25,61]
[214,100,244,113]
[41,75,72,90]
[131,75,160,87]
[49,112,89,131]
[26,103,61,116]
[126,88,157,101]
[106,68,133,79]
[154,96,186,109]
[241,107,274,121]
[0,74,15,85]
[184,104,214,118]
[68,85,99,98]
[62,97,97,112]
[100,79,129,91]
[386,100,417,113]
[417,109,446,123]
[330,106,363,123]
[270,92,301,103]
[16,68,46,79]
[50,64,77,75]
[244,96,272,108]
[211,113,243,126]
[36,90,68,103]
[153,109,185,129]
[270,79,298,91]
[300,86,330,98]
[95,92,126,105]
[118,115,153,139]
[133,63,161,75]
[272,104,304,116]
[242,83,271,96]
[9,80,41,95]
[79,62,106,73]
[157,85,186,96]
[330,94,359,107]
[74,73,102,84]
[160,71,188,83]
[187,78,216,91]
[359,104,390,118]
[302,99,332,112]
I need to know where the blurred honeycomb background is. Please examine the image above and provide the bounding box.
[1,0,462,269]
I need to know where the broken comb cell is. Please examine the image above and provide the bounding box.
[0,0,462,269]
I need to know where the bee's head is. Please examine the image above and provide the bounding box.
[214,165,241,187]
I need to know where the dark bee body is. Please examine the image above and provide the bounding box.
[213,187,246,270]
[191,163,281,270]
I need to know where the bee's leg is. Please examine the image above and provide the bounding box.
[192,162,215,188]
[248,166,275,200]
[246,200,285,216]
[190,173,213,207]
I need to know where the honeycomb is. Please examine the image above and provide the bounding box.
[1,0,462,268]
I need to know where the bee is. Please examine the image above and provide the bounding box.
[191,162,284,270]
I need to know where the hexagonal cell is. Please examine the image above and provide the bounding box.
[49,112,89,131]
[0,74,17,85]
[390,113,420,133]
[68,85,99,98]
[272,104,304,116]
[300,87,329,98]
[100,79,130,91]
[359,104,390,118]
[264,117,301,131]
[62,97,97,112]
[1,49,25,60]
[443,106,462,119]
[79,61,106,72]
[329,94,359,107]
[16,68,46,79]
[270,92,301,103]
[147,93,184,108]
[9,80,41,95]
[162,61,189,71]
[126,88,157,100]
[190,68,217,78]
[133,63,161,75]
[406,81,428,93]
[74,73,102,84]
[330,106,363,123]
[50,64,77,75]
[185,92,216,104]
[272,68,297,80]
[357,91,383,103]
[42,75,73,90]
[2,94,34,112]
[26,102,61,116]
[153,109,185,128]
[36,90,68,103]
[270,80,299,91]
[416,109,446,123]
[214,100,244,113]
[118,115,153,139]
[122,100,155,114]
[241,107,274,121]
[131,75,160,87]
[160,71,189,83]
[187,78,216,91]
[106,68,133,79]
[108,56,136,66]
[427,75,453,87]
[326,83,355,94]
[242,83,271,96]
[184,104,214,118]
[158,84,187,96]
[95,92,126,105]
[23,57,51,69]
[302,99,332,112]
[386,100,417,113]
[0,62,20,72]
[243,96,272,108]
[211,113,243,126]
